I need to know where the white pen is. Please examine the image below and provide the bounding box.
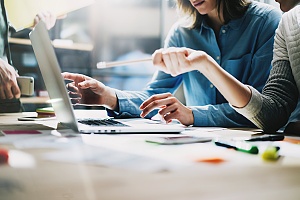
[97,57,152,69]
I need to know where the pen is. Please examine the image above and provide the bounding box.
[214,139,259,154]
[245,134,284,141]
[97,57,152,69]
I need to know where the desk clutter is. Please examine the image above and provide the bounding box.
[36,107,55,118]
[1,125,299,171]
[1,113,300,199]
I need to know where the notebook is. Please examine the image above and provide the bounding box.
[5,0,94,31]
[29,22,185,134]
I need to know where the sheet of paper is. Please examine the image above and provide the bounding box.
[5,0,95,31]
[43,144,186,172]
[0,131,51,145]
[80,134,260,166]
[182,127,261,140]
[74,109,108,119]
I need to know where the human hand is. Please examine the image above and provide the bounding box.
[152,47,210,76]
[140,92,194,126]
[0,59,20,99]
[61,72,118,110]
[33,11,57,30]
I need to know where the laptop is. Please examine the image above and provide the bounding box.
[29,22,185,134]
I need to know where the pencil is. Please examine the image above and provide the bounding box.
[96,57,152,69]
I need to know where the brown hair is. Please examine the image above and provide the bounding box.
[176,0,251,29]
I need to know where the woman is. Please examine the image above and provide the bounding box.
[63,0,281,128]
[141,0,300,133]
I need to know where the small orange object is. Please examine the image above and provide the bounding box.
[195,157,226,164]
[283,138,300,144]
[0,148,9,164]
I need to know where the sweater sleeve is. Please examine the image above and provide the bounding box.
[233,60,299,133]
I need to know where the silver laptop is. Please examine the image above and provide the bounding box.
[29,22,184,134]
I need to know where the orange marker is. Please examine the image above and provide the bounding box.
[0,148,9,164]
[195,157,226,164]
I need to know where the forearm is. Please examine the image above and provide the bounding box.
[199,55,251,108]
[234,60,298,132]
[103,86,119,111]
[111,90,156,118]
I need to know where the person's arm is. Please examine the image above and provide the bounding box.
[62,72,118,110]
[233,11,300,132]
[199,8,282,109]
[150,8,281,127]
[111,23,188,119]
[190,48,297,130]
[241,60,298,132]
[191,52,252,108]
[150,48,255,127]
[0,59,20,99]
[112,71,183,118]
[194,8,282,127]
[0,11,59,101]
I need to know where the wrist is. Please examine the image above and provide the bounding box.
[191,52,211,73]
[183,107,194,126]
[105,87,118,111]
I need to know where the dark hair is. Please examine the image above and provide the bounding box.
[176,0,251,28]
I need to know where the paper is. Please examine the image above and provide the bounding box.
[5,0,95,31]
[43,145,185,172]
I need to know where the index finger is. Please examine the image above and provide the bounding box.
[11,83,21,99]
[61,72,89,82]
[140,93,172,109]
[152,49,166,70]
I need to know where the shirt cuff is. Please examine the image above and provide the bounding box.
[112,89,141,118]
[231,86,262,119]
[190,106,208,126]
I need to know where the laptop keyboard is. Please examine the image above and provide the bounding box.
[78,118,129,127]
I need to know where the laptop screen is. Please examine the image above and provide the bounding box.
[29,21,79,132]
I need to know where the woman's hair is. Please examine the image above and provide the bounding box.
[176,0,251,29]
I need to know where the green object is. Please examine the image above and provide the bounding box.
[36,107,54,113]
[214,139,259,154]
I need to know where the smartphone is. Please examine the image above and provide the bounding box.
[146,135,212,145]
[17,76,35,96]
[18,116,56,121]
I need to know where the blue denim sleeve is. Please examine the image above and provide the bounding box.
[191,105,255,127]
[109,72,183,119]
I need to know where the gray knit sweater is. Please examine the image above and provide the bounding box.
[234,6,300,133]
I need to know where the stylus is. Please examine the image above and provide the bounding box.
[97,57,152,69]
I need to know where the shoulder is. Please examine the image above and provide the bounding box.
[168,22,192,34]
[165,21,196,40]
[246,1,282,20]
[281,5,300,24]
[164,21,202,47]
[277,5,300,41]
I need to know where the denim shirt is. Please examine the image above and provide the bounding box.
[112,2,282,127]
